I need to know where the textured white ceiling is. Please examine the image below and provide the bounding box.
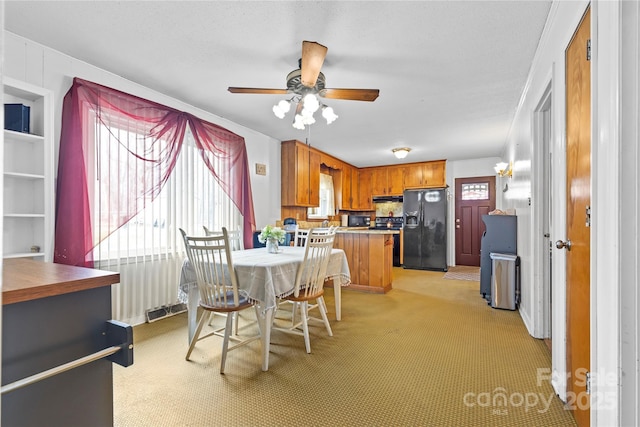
[4,1,551,168]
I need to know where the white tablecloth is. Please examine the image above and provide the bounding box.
[178,246,350,370]
[179,246,350,312]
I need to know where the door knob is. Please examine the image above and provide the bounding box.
[555,239,572,250]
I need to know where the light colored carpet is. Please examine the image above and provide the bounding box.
[114,268,575,427]
[443,265,480,281]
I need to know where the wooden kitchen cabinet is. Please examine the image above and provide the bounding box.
[370,166,404,196]
[371,167,388,196]
[423,160,446,187]
[403,160,446,189]
[333,230,394,293]
[281,139,446,213]
[308,150,320,204]
[388,166,404,195]
[403,163,422,188]
[281,140,320,207]
[341,164,354,210]
[355,169,373,210]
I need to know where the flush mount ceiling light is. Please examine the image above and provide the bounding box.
[392,147,411,159]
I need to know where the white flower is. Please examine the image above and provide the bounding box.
[257,225,286,244]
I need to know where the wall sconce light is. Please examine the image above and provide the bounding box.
[392,147,411,159]
[494,161,513,178]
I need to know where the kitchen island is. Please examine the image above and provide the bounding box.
[334,228,398,293]
[2,259,124,427]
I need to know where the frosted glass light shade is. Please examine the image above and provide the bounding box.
[392,147,411,159]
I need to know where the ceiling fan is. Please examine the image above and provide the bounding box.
[228,41,380,129]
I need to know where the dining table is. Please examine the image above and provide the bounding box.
[178,245,351,371]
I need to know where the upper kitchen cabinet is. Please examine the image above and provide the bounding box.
[3,77,54,261]
[319,153,341,170]
[340,163,355,210]
[281,140,320,207]
[403,160,446,189]
[371,167,388,196]
[388,166,404,195]
[355,169,373,211]
[370,166,404,196]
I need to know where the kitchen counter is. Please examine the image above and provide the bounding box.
[2,258,120,305]
[332,230,395,293]
[2,259,122,426]
[336,227,400,234]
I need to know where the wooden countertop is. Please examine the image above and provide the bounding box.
[2,258,120,305]
[336,228,400,234]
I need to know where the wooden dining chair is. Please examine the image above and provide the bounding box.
[273,228,336,353]
[278,226,311,322]
[203,225,245,334]
[292,227,310,247]
[180,228,259,374]
[204,225,244,251]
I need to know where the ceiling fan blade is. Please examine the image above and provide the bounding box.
[228,87,289,95]
[320,88,380,102]
[300,41,328,88]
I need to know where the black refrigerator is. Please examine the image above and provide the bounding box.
[403,188,448,271]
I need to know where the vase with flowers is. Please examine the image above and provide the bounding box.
[258,225,286,254]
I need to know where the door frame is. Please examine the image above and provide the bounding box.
[454,176,496,267]
[591,1,621,425]
[532,82,553,340]
[550,3,621,424]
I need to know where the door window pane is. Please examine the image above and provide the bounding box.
[461,183,489,200]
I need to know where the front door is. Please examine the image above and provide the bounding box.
[455,176,496,266]
[563,7,591,426]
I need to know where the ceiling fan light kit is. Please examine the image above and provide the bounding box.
[229,40,379,130]
[272,99,292,118]
[321,105,338,124]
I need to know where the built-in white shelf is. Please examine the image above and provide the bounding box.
[3,77,54,261]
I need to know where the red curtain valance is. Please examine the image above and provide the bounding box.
[54,77,255,267]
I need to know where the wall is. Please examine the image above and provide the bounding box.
[2,31,282,231]
[495,3,637,425]
[598,1,640,425]
[3,31,284,326]
[497,0,592,399]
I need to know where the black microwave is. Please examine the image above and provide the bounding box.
[347,215,371,227]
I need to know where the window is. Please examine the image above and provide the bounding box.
[461,182,489,200]
[93,123,241,261]
[308,173,335,218]
[56,77,255,325]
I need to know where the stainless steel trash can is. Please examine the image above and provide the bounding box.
[490,253,519,310]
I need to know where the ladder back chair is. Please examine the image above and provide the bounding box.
[180,228,259,374]
[203,225,245,334]
[273,228,336,353]
[204,225,244,251]
[292,227,310,247]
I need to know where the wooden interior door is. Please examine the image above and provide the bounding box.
[564,7,591,426]
[455,176,496,266]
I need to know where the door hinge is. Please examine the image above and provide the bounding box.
[586,371,591,394]
[586,39,591,61]
[586,205,591,227]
